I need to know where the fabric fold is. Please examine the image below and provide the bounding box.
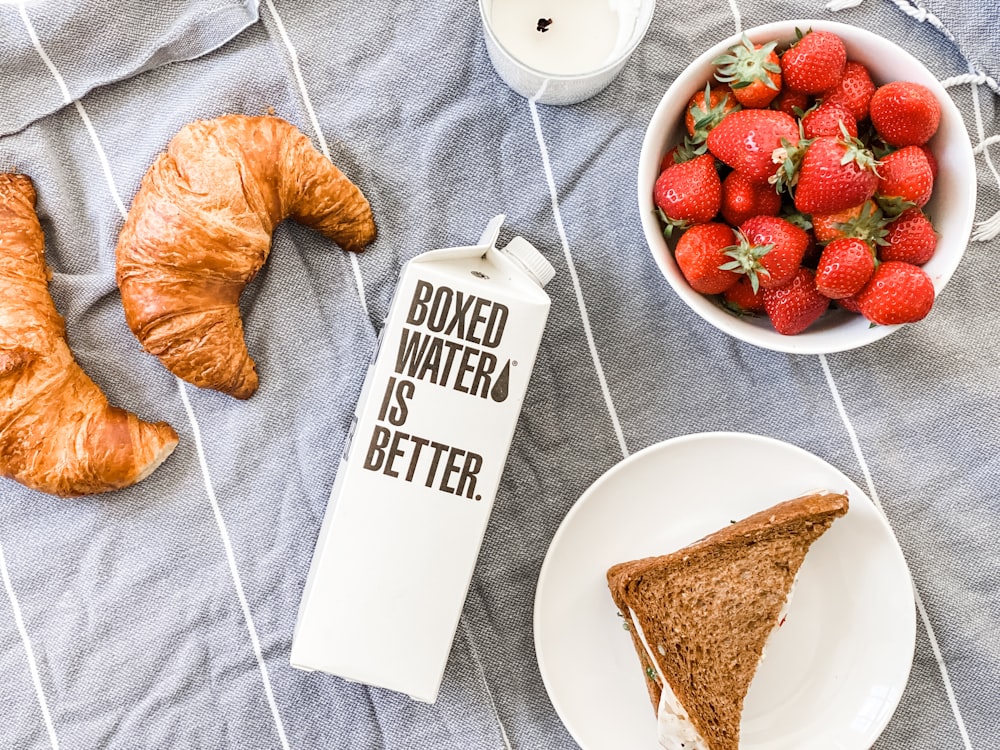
[0,0,260,137]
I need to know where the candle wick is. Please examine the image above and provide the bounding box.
[536,17,553,32]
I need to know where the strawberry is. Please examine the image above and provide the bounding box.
[822,61,875,121]
[877,145,934,209]
[919,144,938,179]
[722,215,809,291]
[812,201,888,246]
[838,294,862,313]
[720,170,782,226]
[722,276,765,314]
[812,204,863,243]
[870,81,941,146]
[707,109,799,184]
[880,208,937,265]
[660,146,681,172]
[815,237,876,299]
[713,35,782,109]
[801,101,857,139]
[653,153,722,235]
[781,30,847,94]
[794,130,880,214]
[674,223,740,294]
[771,88,810,117]
[686,84,740,140]
[856,261,935,324]
[763,268,830,334]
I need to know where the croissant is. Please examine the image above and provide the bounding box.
[0,174,178,497]
[115,114,377,399]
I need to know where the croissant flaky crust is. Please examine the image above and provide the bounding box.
[0,174,178,497]
[115,114,377,399]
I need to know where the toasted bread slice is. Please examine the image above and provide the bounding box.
[607,491,849,750]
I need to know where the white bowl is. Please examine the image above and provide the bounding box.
[637,19,976,354]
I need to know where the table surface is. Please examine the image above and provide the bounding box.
[0,1,997,749]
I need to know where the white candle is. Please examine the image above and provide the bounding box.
[490,0,624,76]
[479,0,655,105]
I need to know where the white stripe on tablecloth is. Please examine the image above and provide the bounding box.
[17,8,293,750]
[0,538,60,750]
[260,3,515,747]
[527,95,631,460]
[818,355,973,749]
[177,383,292,750]
[726,0,742,35]
[726,0,972,745]
[262,0,369,316]
[460,616,513,750]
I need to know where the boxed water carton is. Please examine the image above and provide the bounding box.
[291,216,554,702]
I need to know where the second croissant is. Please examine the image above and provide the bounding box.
[115,114,377,399]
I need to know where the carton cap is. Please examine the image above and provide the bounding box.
[500,236,556,287]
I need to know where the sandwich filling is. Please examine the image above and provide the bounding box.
[629,576,800,750]
[629,609,709,750]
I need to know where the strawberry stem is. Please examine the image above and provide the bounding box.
[719,232,774,294]
[713,35,780,91]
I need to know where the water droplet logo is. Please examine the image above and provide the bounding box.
[490,360,511,402]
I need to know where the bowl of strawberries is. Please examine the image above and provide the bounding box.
[638,19,976,353]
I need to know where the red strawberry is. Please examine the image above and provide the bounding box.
[812,201,888,246]
[870,81,941,146]
[880,208,937,265]
[812,204,864,243]
[674,223,740,294]
[815,237,876,299]
[720,170,782,226]
[713,35,782,109]
[660,146,681,172]
[781,30,847,94]
[653,153,722,235]
[685,84,740,139]
[707,109,799,185]
[801,101,857,139]
[763,268,830,334]
[838,294,862,313]
[856,261,935,324]
[919,144,938,179]
[794,133,880,214]
[722,276,765,314]
[878,146,934,208]
[722,215,809,291]
[822,61,875,120]
[771,88,810,117]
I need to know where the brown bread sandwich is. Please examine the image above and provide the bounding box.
[606,491,849,750]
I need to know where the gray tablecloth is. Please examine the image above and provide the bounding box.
[0,0,997,748]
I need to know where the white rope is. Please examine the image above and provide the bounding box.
[970,78,1000,242]
[885,0,955,42]
[825,0,863,10]
[971,209,1000,242]
[973,134,1000,156]
[940,72,997,90]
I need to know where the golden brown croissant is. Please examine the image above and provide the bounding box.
[115,114,377,399]
[0,174,178,497]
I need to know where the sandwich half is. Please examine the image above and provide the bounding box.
[607,491,849,750]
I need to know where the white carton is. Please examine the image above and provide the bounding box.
[291,216,554,702]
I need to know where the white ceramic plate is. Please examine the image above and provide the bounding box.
[535,432,915,750]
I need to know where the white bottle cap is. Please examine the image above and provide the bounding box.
[500,236,556,287]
